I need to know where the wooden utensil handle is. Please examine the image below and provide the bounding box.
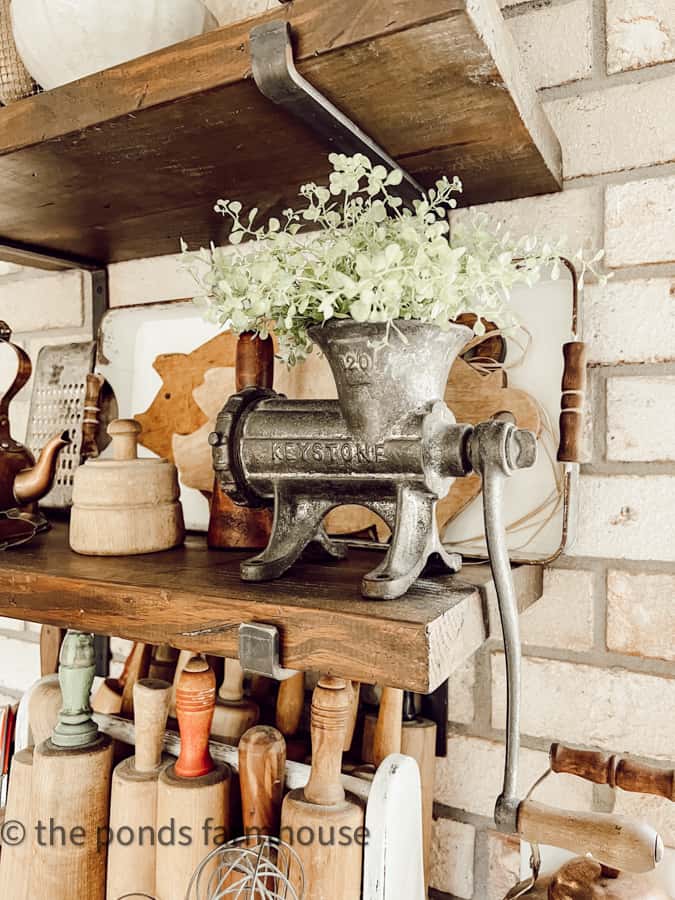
[133,678,171,773]
[236,332,274,391]
[239,725,286,835]
[276,671,305,737]
[80,372,105,460]
[304,676,350,806]
[557,341,587,463]
[551,743,675,801]
[517,799,663,873]
[175,657,216,778]
[219,657,246,703]
[373,687,403,767]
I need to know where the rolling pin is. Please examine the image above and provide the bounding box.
[212,658,260,743]
[0,747,34,899]
[240,726,286,839]
[28,674,62,745]
[344,681,360,753]
[29,631,114,900]
[281,676,364,900]
[208,332,274,549]
[275,671,309,762]
[92,641,151,716]
[372,687,403,767]
[156,657,231,900]
[550,743,675,801]
[40,625,65,676]
[400,691,436,889]
[169,649,195,718]
[360,685,380,765]
[106,678,171,900]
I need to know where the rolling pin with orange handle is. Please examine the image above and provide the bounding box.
[155,657,231,900]
[281,676,364,900]
[551,743,675,801]
[106,678,171,900]
[557,341,587,463]
[208,331,274,550]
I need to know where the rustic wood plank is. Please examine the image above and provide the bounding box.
[0,524,540,693]
[0,0,560,264]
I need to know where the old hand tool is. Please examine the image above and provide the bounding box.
[29,631,114,900]
[211,320,538,599]
[156,656,231,900]
[281,676,364,900]
[106,678,171,900]
[550,743,675,801]
[471,425,663,875]
[212,657,260,743]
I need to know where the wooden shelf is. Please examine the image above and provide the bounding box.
[0,523,542,693]
[0,0,561,267]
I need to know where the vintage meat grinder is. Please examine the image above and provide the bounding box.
[210,319,536,600]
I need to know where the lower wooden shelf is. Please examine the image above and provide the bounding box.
[0,523,542,693]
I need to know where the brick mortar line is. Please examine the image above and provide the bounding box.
[0,628,38,644]
[486,641,675,677]
[562,160,675,189]
[581,460,675,475]
[540,56,675,101]
[561,554,675,574]
[598,262,675,281]
[502,0,580,18]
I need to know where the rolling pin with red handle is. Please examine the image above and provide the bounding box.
[281,676,364,900]
[106,678,171,900]
[551,743,675,801]
[155,657,231,900]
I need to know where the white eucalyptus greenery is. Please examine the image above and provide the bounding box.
[183,153,607,364]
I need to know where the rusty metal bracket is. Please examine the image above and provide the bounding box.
[249,20,423,206]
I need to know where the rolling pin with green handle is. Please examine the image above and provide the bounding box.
[550,743,675,801]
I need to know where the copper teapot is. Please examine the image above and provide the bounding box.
[544,858,668,900]
[0,322,69,511]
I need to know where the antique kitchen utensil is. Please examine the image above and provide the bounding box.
[0,703,15,807]
[27,674,62,746]
[156,657,231,900]
[70,417,185,555]
[546,858,669,900]
[281,676,364,900]
[372,687,403,767]
[239,726,286,839]
[212,658,260,744]
[29,631,114,900]
[276,672,305,739]
[149,643,180,682]
[0,746,34,900]
[0,508,50,549]
[208,332,275,550]
[400,691,436,888]
[343,681,360,754]
[550,743,675,801]
[363,753,425,900]
[40,626,65,676]
[211,320,538,599]
[92,642,151,716]
[0,322,70,513]
[25,340,109,509]
[106,678,171,900]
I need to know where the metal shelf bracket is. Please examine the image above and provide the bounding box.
[250,20,423,205]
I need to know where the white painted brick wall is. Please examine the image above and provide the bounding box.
[435,735,593,818]
[485,831,521,900]
[606,176,675,268]
[492,654,675,759]
[519,568,595,651]
[0,270,85,332]
[0,634,41,694]
[607,375,675,461]
[545,75,675,178]
[584,278,675,365]
[448,657,476,725]
[430,818,476,899]
[574,475,675,561]
[614,790,675,848]
[508,1,593,90]
[607,570,675,661]
[607,0,675,73]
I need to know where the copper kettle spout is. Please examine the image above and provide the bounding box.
[13,430,70,505]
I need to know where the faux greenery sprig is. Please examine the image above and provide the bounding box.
[183,153,607,364]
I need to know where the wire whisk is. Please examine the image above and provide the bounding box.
[186,835,304,900]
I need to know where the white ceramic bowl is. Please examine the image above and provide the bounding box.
[11,0,217,90]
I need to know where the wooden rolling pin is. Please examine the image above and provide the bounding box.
[169,649,195,718]
[28,674,62,746]
[106,678,171,900]
[240,726,286,839]
[0,748,34,900]
[517,801,662,874]
[400,691,436,889]
[156,657,231,900]
[344,681,360,754]
[29,631,114,900]
[551,743,675,801]
[208,332,274,549]
[148,644,179,682]
[281,676,364,900]
[92,642,151,716]
[212,658,260,743]
[40,625,65,676]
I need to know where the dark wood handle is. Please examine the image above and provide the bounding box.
[80,372,105,460]
[557,341,587,463]
[235,332,274,391]
[551,743,675,802]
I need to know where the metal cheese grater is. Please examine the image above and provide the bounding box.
[26,341,97,508]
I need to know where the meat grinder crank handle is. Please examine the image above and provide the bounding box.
[470,422,663,875]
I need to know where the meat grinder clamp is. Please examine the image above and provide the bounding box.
[210,386,537,601]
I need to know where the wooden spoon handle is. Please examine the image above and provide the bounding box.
[373,687,403,767]
[551,743,675,801]
[236,332,274,391]
[80,372,105,460]
[304,676,350,806]
[133,678,171,773]
[276,671,305,737]
[517,799,663,874]
[239,725,286,836]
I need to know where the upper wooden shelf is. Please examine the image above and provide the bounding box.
[0,0,561,267]
[0,523,542,693]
